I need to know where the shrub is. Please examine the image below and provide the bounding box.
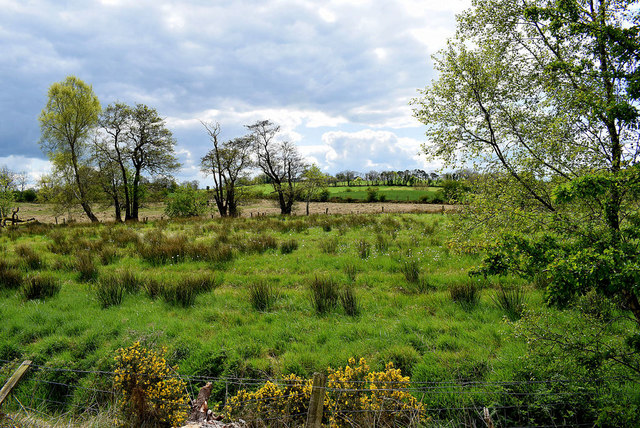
[318,188,330,202]
[95,275,124,308]
[279,239,299,254]
[22,273,60,300]
[164,185,207,218]
[378,194,387,202]
[0,260,22,290]
[449,281,480,310]
[76,253,98,282]
[224,374,311,426]
[114,342,189,427]
[15,244,44,270]
[340,286,360,317]
[491,284,526,320]
[310,275,339,315]
[356,239,370,259]
[248,280,278,312]
[366,187,378,202]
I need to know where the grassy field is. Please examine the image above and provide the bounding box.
[0,213,636,426]
[248,184,440,202]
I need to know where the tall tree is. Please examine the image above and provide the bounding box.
[126,104,180,221]
[200,122,253,217]
[413,0,640,323]
[39,76,101,222]
[248,120,306,215]
[96,102,133,221]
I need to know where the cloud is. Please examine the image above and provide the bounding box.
[0,155,52,187]
[319,129,441,172]
[0,0,467,177]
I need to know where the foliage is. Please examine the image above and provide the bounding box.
[412,0,640,327]
[0,165,16,220]
[39,76,101,222]
[164,185,207,218]
[299,164,327,215]
[366,186,378,202]
[113,342,188,427]
[223,358,424,427]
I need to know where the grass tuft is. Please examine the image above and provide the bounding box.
[449,281,480,310]
[310,275,339,315]
[492,285,525,320]
[15,244,44,270]
[248,280,278,312]
[22,273,60,300]
[95,275,124,308]
[340,286,360,317]
[76,253,99,282]
[279,239,299,255]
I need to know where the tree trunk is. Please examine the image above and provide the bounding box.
[70,146,99,223]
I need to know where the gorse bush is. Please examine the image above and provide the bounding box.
[22,273,60,300]
[223,358,424,427]
[96,275,124,308]
[450,281,480,310]
[248,280,278,312]
[310,275,339,315]
[114,342,188,427]
[76,253,98,282]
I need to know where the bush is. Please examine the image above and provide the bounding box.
[449,281,480,310]
[310,275,339,315]
[318,188,330,202]
[223,359,424,427]
[366,187,378,202]
[114,342,189,427]
[22,273,60,300]
[340,286,360,317]
[164,185,207,218]
[248,280,278,312]
[95,275,124,308]
[279,239,299,255]
[76,253,98,282]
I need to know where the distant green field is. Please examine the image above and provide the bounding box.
[246,184,441,202]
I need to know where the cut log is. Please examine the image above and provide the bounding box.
[188,382,213,423]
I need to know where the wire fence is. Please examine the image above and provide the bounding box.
[1,357,637,427]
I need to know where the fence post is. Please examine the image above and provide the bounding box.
[306,372,327,428]
[0,360,32,407]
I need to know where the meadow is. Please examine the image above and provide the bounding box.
[0,212,637,426]
[247,184,440,202]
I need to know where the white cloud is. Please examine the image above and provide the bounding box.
[0,156,52,187]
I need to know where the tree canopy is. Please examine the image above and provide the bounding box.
[413,0,640,325]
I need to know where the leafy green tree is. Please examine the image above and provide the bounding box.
[200,122,253,217]
[300,164,328,215]
[39,76,101,222]
[413,0,640,324]
[164,185,207,218]
[0,166,16,220]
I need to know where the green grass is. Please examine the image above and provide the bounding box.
[245,184,440,202]
[0,212,603,422]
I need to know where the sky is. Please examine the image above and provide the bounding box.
[0,0,470,188]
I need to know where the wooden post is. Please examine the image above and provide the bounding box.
[306,372,327,428]
[0,360,31,407]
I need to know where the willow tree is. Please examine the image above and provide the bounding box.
[39,76,101,222]
[413,0,640,323]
